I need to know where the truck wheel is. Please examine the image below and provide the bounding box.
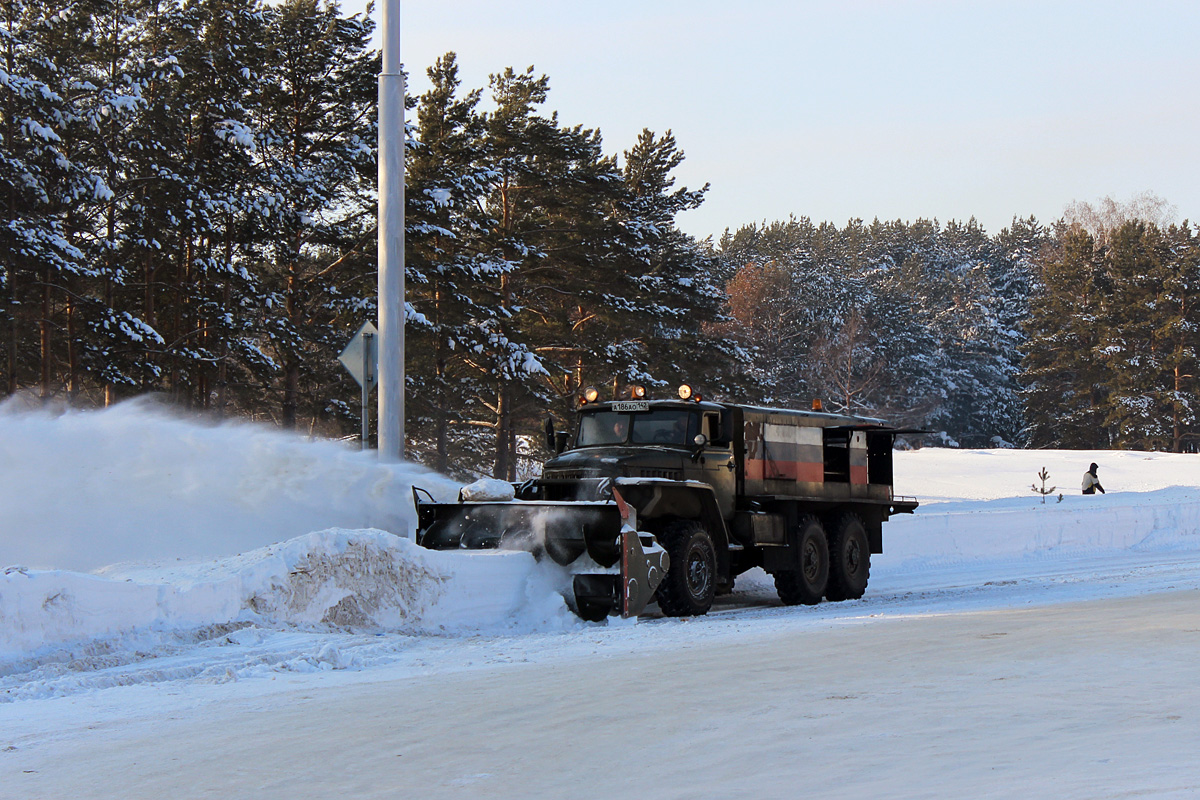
[655,520,716,617]
[826,512,870,601]
[774,515,828,605]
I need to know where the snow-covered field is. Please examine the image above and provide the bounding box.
[3,401,1200,798]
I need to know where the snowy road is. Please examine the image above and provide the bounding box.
[5,588,1200,799]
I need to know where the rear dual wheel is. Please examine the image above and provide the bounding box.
[774,515,828,605]
[826,512,870,601]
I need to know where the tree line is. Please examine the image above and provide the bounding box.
[716,196,1200,453]
[1,0,735,479]
[2,0,379,431]
[3,0,1198,477]
[1023,211,1200,452]
[713,215,1039,447]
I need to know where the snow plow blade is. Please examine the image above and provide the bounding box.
[412,487,667,620]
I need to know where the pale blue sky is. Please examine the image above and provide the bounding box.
[344,0,1200,240]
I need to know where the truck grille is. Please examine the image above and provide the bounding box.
[638,469,682,480]
[544,469,600,481]
[545,468,681,481]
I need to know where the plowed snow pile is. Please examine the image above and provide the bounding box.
[1,530,579,668]
[0,400,584,666]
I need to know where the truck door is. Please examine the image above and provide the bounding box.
[849,430,869,498]
[698,410,736,519]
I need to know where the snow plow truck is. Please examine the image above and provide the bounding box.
[413,385,918,621]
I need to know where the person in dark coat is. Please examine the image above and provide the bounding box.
[1082,463,1105,494]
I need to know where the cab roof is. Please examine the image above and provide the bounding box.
[582,399,888,429]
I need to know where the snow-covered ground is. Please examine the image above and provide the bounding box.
[3,401,1200,798]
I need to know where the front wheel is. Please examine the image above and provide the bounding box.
[774,515,828,605]
[655,520,717,617]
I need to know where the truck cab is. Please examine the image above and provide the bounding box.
[542,400,735,515]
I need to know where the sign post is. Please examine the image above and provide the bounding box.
[338,321,379,450]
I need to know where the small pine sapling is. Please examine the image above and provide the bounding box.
[1031,467,1056,504]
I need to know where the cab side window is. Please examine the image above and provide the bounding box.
[703,412,725,445]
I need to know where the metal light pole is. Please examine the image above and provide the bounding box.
[377,0,405,461]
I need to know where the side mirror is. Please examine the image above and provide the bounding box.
[544,417,556,451]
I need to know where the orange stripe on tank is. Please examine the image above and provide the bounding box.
[745,459,823,483]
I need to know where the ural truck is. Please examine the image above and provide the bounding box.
[414,386,918,620]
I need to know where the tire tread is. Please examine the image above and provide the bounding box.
[774,514,828,606]
[826,512,870,602]
[655,519,716,617]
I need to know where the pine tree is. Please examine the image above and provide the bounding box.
[856,236,942,428]
[110,0,269,410]
[468,65,626,478]
[1099,220,1170,449]
[1156,222,1200,451]
[74,0,166,404]
[1021,225,1111,447]
[102,0,188,400]
[404,51,497,475]
[252,0,376,428]
[583,128,738,404]
[989,217,1049,443]
[0,0,105,400]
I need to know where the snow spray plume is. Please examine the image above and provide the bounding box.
[495,505,578,557]
[0,398,460,571]
[497,505,619,592]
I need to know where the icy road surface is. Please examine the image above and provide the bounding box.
[3,401,1200,797]
[4,589,1199,799]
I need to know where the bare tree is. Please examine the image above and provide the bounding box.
[803,308,887,415]
[1063,191,1177,240]
[717,261,809,401]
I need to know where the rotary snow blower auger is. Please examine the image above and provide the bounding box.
[412,480,669,621]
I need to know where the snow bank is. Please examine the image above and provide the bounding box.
[893,447,1200,503]
[885,448,1200,566]
[0,528,580,668]
[0,398,461,571]
[883,487,1200,566]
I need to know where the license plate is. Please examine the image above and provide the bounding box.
[611,401,649,411]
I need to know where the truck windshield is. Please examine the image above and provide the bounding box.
[577,410,695,447]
